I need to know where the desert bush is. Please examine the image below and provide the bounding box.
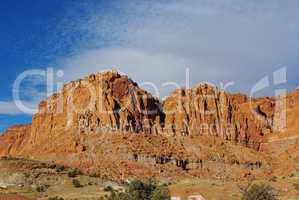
[103,179,170,200]
[72,179,83,188]
[127,179,156,200]
[49,163,57,169]
[104,186,114,192]
[106,191,131,200]
[151,185,171,200]
[48,197,64,200]
[36,184,49,193]
[242,184,278,200]
[55,164,65,172]
[68,168,82,178]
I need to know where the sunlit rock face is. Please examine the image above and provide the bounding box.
[1,70,298,181]
[163,84,276,149]
[0,125,31,156]
[0,71,278,157]
[29,71,164,148]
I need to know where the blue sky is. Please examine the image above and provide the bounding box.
[0,1,61,131]
[0,0,299,132]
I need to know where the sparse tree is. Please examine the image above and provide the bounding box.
[55,164,65,172]
[242,184,278,200]
[103,179,170,200]
[72,179,83,188]
[151,185,171,200]
[68,168,82,178]
[36,184,49,193]
[104,185,114,192]
[48,197,64,200]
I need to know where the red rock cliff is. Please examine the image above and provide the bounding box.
[27,71,164,152]
[162,84,275,149]
[0,71,284,155]
[0,125,31,156]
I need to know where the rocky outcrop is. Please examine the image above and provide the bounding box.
[0,125,31,156]
[0,71,298,180]
[163,84,273,149]
[28,71,164,150]
[0,72,286,155]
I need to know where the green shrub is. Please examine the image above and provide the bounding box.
[103,179,170,200]
[49,163,57,169]
[104,186,114,192]
[48,197,64,200]
[72,179,83,188]
[151,185,171,200]
[106,191,131,200]
[242,184,278,200]
[55,164,65,172]
[68,168,82,178]
[36,184,49,193]
[127,179,155,200]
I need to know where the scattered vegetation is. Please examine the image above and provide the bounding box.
[49,163,57,169]
[104,186,114,192]
[103,179,170,200]
[67,168,82,178]
[151,185,171,200]
[48,197,64,200]
[72,179,83,188]
[55,164,65,173]
[36,184,49,193]
[241,183,278,200]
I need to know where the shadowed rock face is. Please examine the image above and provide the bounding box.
[0,71,298,180]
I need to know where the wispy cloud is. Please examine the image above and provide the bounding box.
[52,0,299,97]
[0,101,23,115]
[0,99,41,115]
[4,0,299,116]
[2,72,47,115]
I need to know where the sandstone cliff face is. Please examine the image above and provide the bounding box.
[0,72,287,155]
[0,71,298,181]
[28,71,163,151]
[162,84,274,149]
[0,125,31,156]
[1,72,278,155]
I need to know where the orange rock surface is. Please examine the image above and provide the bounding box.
[0,71,298,181]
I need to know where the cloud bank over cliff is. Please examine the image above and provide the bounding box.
[55,0,299,97]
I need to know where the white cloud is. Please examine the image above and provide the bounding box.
[0,72,47,115]
[0,101,23,115]
[0,100,40,115]
[52,0,299,97]
[4,0,298,116]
